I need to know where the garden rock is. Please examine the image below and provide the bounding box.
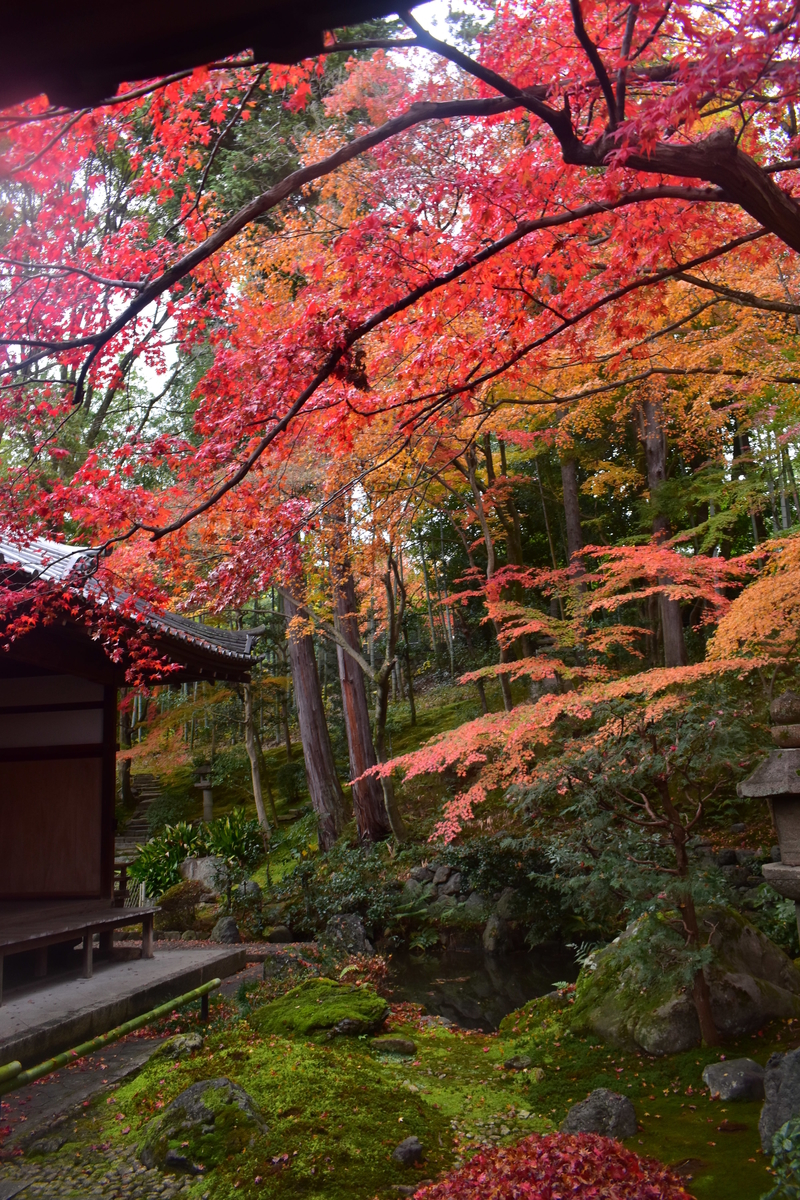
[210,915,241,943]
[702,1057,765,1101]
[138,1078,265,1173]
[464,891,489,915]
[371,1036,417,1055]
[432,865,452,885]
[483,914,508,954]
[427,895,456,919]
[409,866,434,883]
[571,907,800,1056]
[402,878,424,901]
[266,924,293,943]
[495,887,518,920]
[155,880,205,931]
[156,1032,204,1060]
[773,845,783,862]
[179,856,226,895]
[504,1054,532,1071]
[760,1049,800,1151]
[716,849,738,867]
[560,1088,637,1139]
[439,871,463,897]
[392,1135,424,1166]
[249,977,389,1040]
[321,913,373,956]
[236,879,262,904]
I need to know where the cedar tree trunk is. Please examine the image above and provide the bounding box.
[243,682,271,845]
[560,456,585,587]
[334,571,392,842]
[284,594,347,851]
[638,398,687,668]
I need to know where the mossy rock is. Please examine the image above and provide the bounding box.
[138,1077,265,1173]
[249,977,389,1040]
[154,880,204,932]
[569,907,800,1056]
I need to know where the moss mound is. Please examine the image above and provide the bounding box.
[249,977,389,1040]
[138,1077,265,1172]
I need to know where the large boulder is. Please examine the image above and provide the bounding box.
[495,887,518,920]
[210,915,241,944]
[249,977,389,1040]
[560,1089,637,1139]
[703,1057,765,1101]
[760,1049,800,1152]
[138,1078,265,1172]
[393,1135,424,1165]
[571,908,800,1056]
[320,913,373,957]
[568,912,800,1056]
[483,914,508,954]
[179,856,227,895]
[155,880,204,932]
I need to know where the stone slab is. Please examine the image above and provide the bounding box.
[0,947,245,1068]
[0,1036,166,1148]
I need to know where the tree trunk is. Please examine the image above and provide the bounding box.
[403,622,417,726]
[560,456,585,588]
[466,447,514,712]
[637,397,687,668]
[662,782,720,1046]
[243,683,271,845]
[334,571,392,842]
[372,560,408,842]
[284,595,347,851]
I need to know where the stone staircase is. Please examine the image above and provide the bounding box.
[115,773,161,861]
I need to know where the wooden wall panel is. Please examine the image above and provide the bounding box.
[0,759,102,896]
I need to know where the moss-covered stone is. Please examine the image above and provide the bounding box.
[550,907,800,1056]
[138,1077,265,1172]
[249,977,389,1040]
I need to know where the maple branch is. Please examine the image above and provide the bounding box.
[397,228,768,429]
[1,95,528,391]
[397,10,566,132]
[324,39,419,53]
[0,256,144,292]
[569,0,619,127]
[399,15,800,254]
[136,185,730,538]
[8,108,89,175]
[163,65,270,237]
[615,2,640,121]
[676,271,800,313]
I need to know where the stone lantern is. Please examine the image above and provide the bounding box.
[194,764,214,822]
[738,691,800,922]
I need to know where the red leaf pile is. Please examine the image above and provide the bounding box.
[415,1133,693,1199]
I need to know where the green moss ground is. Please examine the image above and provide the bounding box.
[497,991,799,1199]
[36,976,794,1200]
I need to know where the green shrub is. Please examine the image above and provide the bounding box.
[128,821,204,898]
[205,808,264,870]
[275,759,307,804]
[765,1116,800,1199]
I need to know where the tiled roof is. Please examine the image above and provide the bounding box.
[0,533,258,667]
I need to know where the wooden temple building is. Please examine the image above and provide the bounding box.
[0,534,257,1008]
